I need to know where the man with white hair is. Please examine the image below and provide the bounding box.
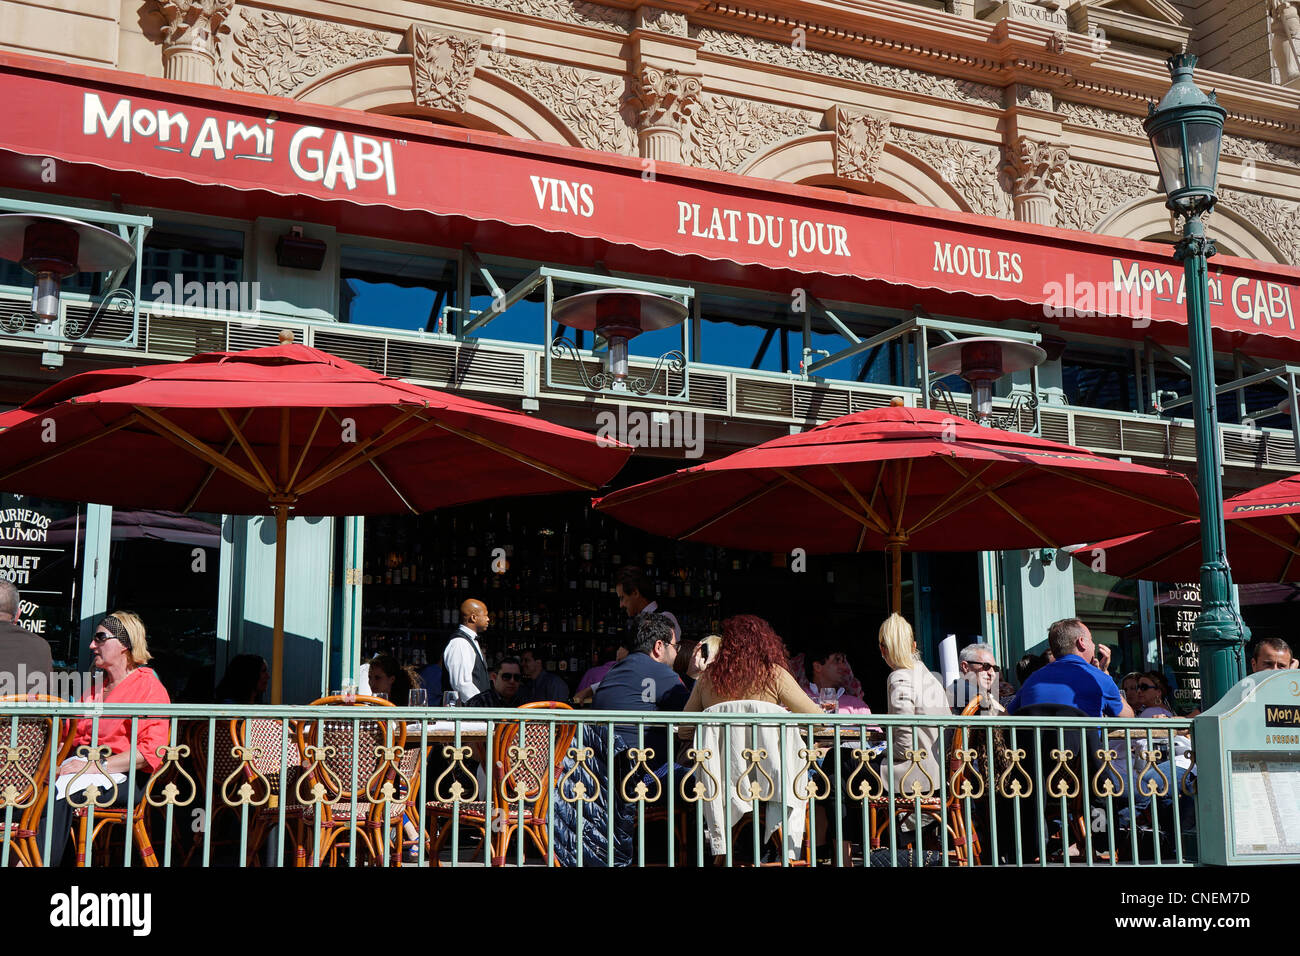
[0,579,52,696]
[953,642,1004,713]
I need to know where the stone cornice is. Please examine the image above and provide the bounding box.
[687,0,1300,138]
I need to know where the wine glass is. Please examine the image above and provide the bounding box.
[408,688,428,707]
[818,687,838,715]
[441,691,460,708]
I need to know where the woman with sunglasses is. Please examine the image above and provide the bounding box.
[40,611,172,865]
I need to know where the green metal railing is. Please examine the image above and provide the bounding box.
[0,702,1196,868]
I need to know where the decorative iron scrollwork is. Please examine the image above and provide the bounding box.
[559,746,600,804]
[794,745,830,801]
[365,745,408,805]
[620,747,661,804]
[1045,747,1080,799]
[1136,748,1169,798]
[64,287,135,340]
[145,743,196,808]
[550,336,686,396]
[845,747,885,800]
[65,745,117,809]
[223,745,271,808]
[949,747,985,800]
[432,745,479,803]
[296,744,340,809]
[500,744,534,802]
[997,747,1033,799]
[679,748,718,803]
[736,747,774,802]
[898,748,936,799]
[1092,747,1125,799]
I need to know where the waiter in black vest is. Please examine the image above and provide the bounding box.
[441,598,491,702]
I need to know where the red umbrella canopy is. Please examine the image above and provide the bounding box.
[0,343,630,514]
[593,403,1198,554]
[1076,472,1300,584]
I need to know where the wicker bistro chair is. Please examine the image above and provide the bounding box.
[0,695,73,866]
[228,717,307,866]
[293,696,406,867]
[867,697,982,866]
[426,701,577,866]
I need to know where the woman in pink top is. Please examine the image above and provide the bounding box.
[41,611,171,865]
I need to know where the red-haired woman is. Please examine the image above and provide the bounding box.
[684,615,821,862]
[683,615,821,715]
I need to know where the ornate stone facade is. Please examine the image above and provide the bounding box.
[1003,137,1069,226]
[625,66,702,162]
[1053,161,1157,232]
[484,52,637,155]
[1269,0,1300,87]
[231,10,391,98]
[1013,84,1053,112]
[412,28,481,114]
[1219,187,1300,264]
[1058,101,1147,139]
[694,28,1004,109]
[829,106,890,183]
[685,95,818,172]
[155,0,234,85]
[464,0,631,33]
[891,128,1014,219]
[635,6,689,36]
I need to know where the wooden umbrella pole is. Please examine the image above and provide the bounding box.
[887,534,908,616]
[272,409,291,705]
[271,499,289,705]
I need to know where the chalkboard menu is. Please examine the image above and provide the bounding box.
[1196,670,1300,865]
[0,493,83,666]
[1155,581,1202,714]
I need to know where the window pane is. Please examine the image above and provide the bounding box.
[140,221,244,294]
[339,246,456,333]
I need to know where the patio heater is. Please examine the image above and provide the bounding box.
[1144,53,1248,706]
[927,335,1046,427]
[550,288,687,395]
[0,213,135,324]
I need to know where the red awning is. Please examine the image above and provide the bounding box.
[3,52,1300,360]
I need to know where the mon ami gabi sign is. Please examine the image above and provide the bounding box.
[3,61,1299,344]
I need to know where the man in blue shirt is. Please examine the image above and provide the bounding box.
[593,613,688,757]
[1009,618,1134,717]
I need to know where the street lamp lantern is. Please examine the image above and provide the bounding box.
[1144,53,1248,708]
[1143,54,1226,217]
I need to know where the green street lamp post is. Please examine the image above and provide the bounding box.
[1143,53,1249,707]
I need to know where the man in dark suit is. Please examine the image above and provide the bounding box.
[0,579,53,697]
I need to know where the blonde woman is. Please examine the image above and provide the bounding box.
[41,611,171,865]
[878,613,949,797]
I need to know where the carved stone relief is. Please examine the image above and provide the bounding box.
[465,0,631,33]
[694,28,1003,109]
[1057,101,1146,138]
[1218,187,1300,265]
[231,10,391,98]
[635,6,689,36]
[412,27,481,113]
[1221,134,1300,169]
[1013,84,1053,112]
[890,128,1014,218]
[828,106,890,183]
[625,66,702,162]
[1053,161,1157,232]
[154,0,234,85]
[1003,136,1068,226]
[484,52,637,155]
[685,94,818,172]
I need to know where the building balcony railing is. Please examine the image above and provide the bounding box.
[1,701,1197,868]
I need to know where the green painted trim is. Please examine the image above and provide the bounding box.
[76,503,112,670]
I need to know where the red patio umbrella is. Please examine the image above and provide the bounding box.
[0,337,630,700]
[593,402,1199,613]
[1073,473,1300,584]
